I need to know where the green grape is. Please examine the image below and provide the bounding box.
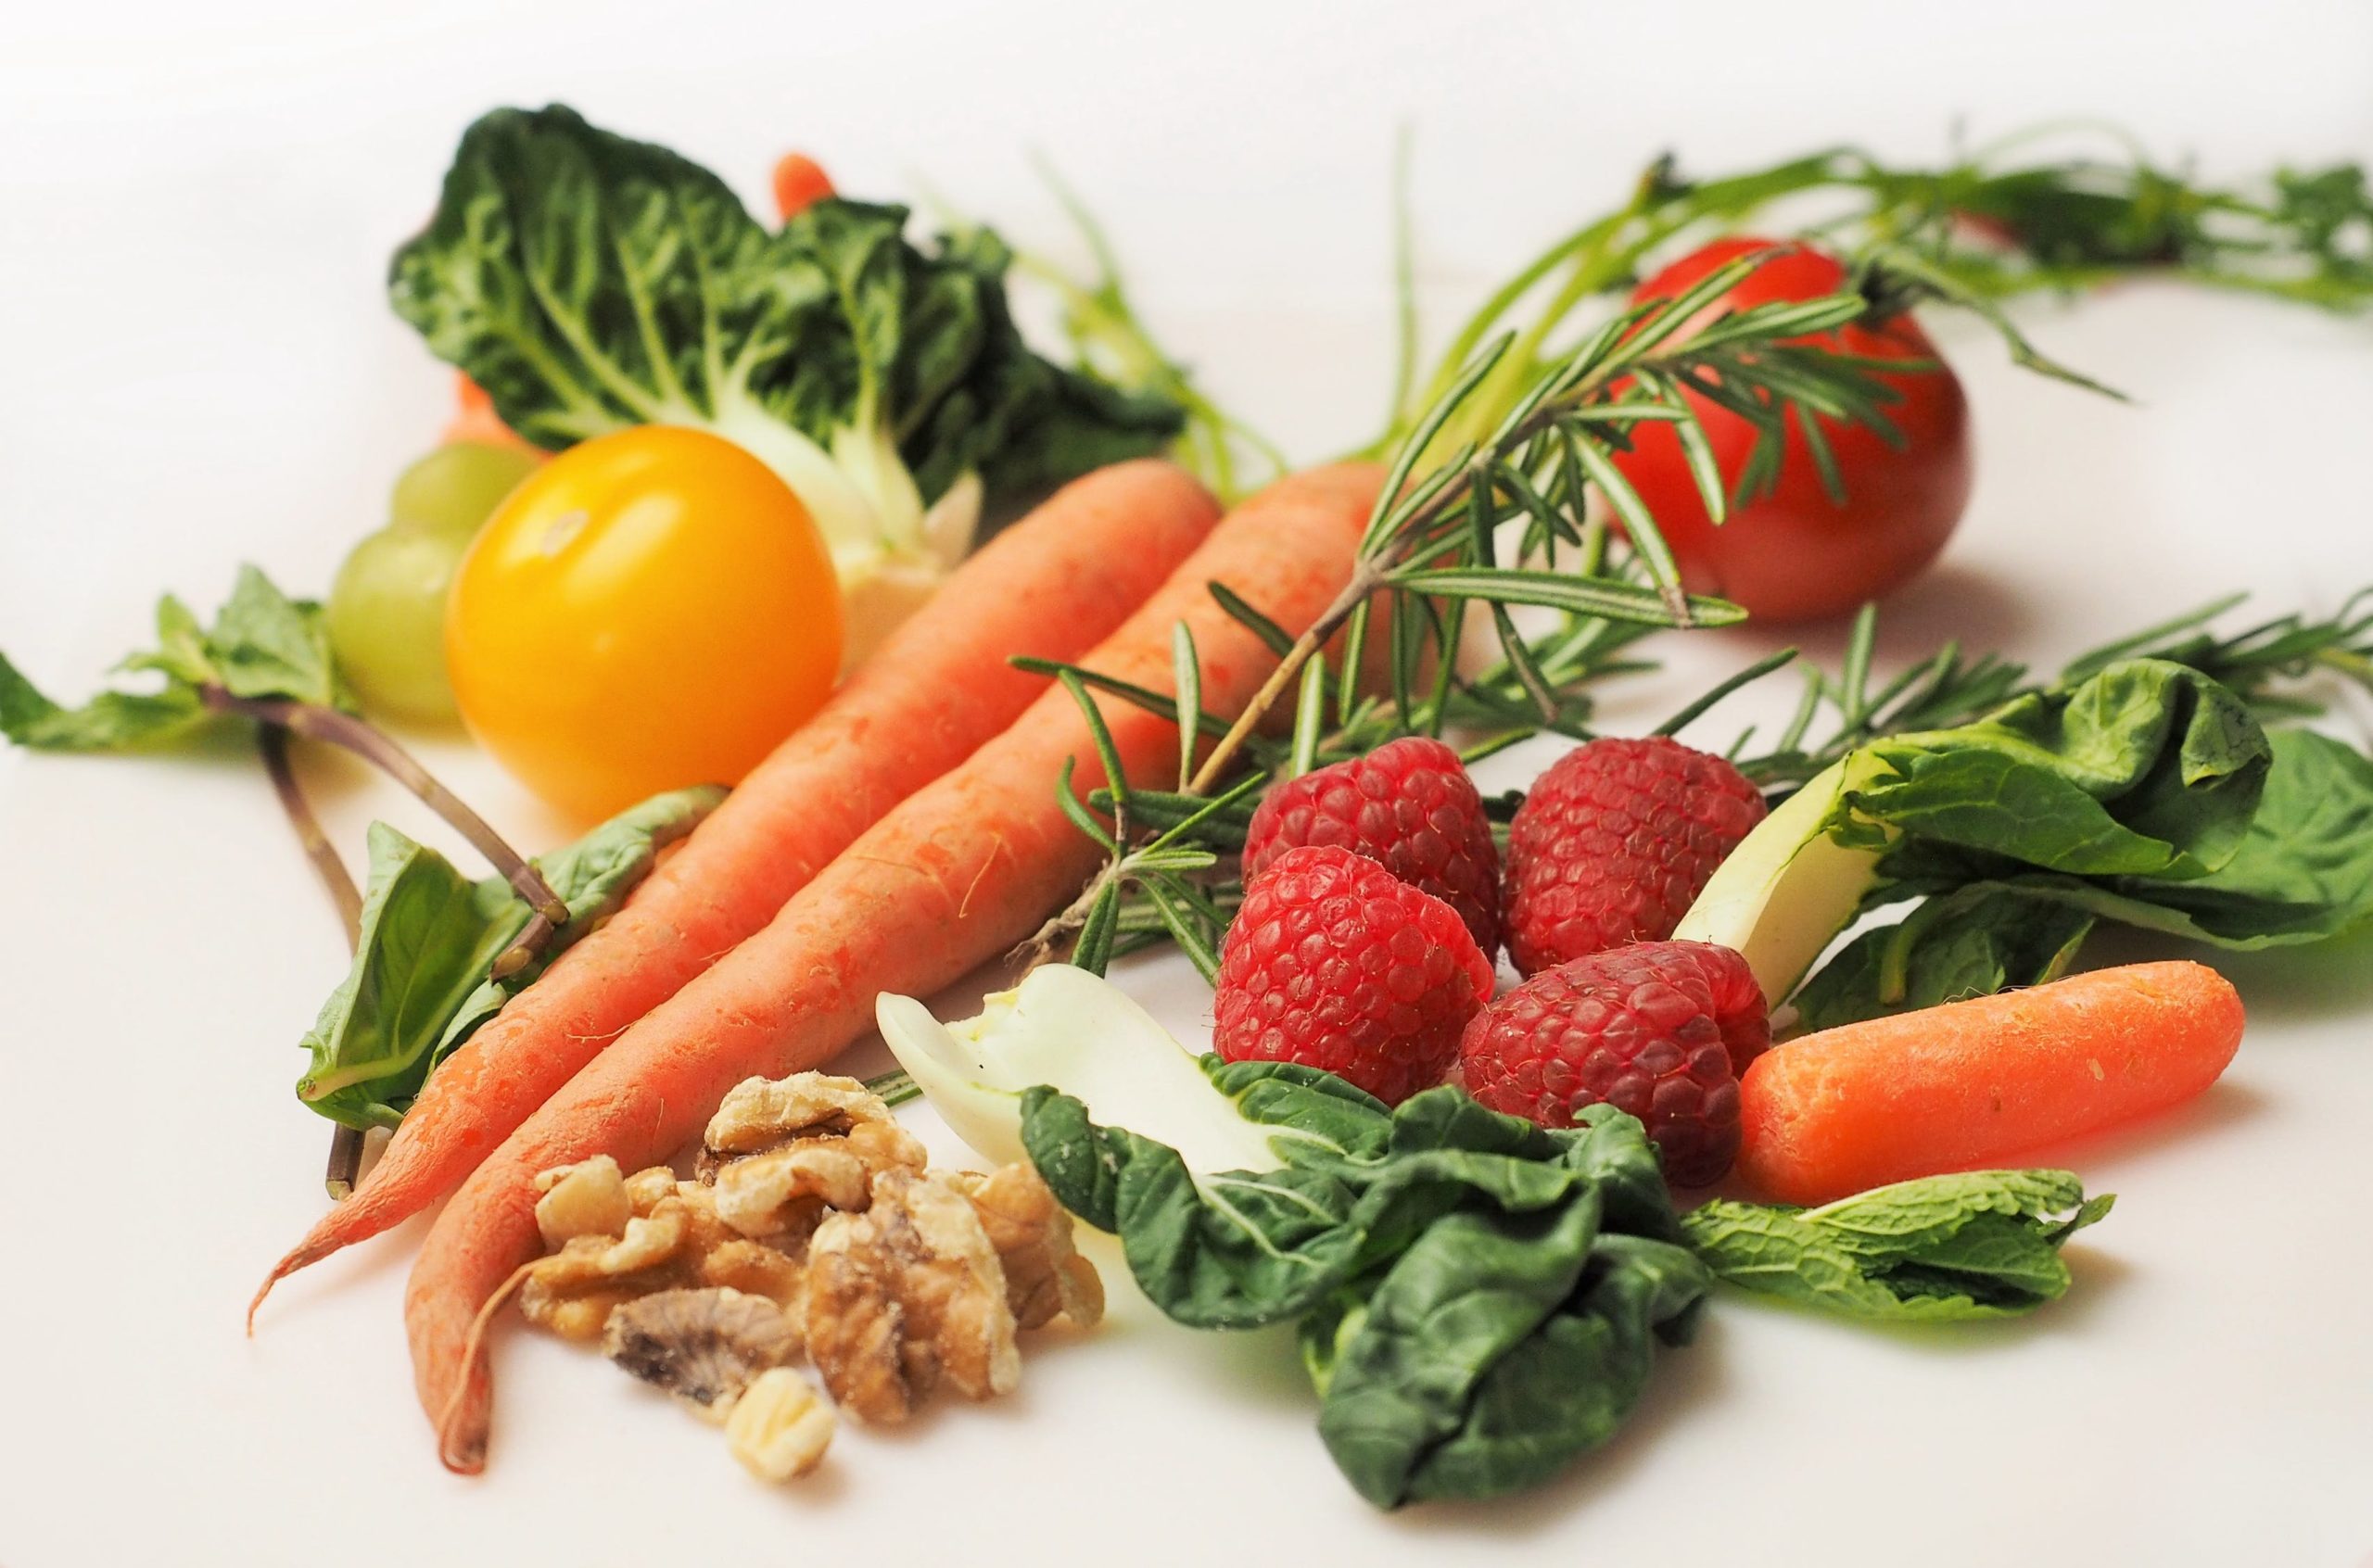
[387,441,540,538]
[327,525,471,722]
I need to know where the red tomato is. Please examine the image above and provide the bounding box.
[1612,237,1973,622]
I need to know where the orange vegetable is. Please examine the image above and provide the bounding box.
[409,462,1384,1472]
[442,373,541,454]
[771,152,834,221]
[1739,961,2244,1205]
[248,460,1220,1325]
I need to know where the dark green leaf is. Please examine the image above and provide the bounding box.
[387,105,1176,553]
[1021,1076,1705,1506]
[1789,887,2095,1031]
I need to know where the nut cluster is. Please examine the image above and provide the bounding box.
[517,1071,1102,1484]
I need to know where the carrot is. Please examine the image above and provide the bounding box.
[409,462,1385,1472]
[771,152,835,221]
[442,374,542,453]
[250,460,1219,1322]
[1739,961,2245,1205]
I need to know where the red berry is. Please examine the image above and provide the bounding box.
[1457,941,1769,1186]
[1242,737,1503,955]
[1213,843,1496,1106]
[1503,736,1768,976]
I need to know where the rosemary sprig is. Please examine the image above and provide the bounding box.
[1181,246,1911,798]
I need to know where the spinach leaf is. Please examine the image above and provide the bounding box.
[297,785,721,1129]
[1840,660,2268,879]
[389,106,1180,575]
[1022,1077,1708,1506]
[1316,1202,1710,1508]
[1681,1170,2113,1321]
[1796,726,2373,1028]
[0,567,346,752]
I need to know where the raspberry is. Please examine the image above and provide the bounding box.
[1502,736,1768,976]
[1457,941,1769,1186]
[1213,843,1496,1106]
[1242,737,1503,955]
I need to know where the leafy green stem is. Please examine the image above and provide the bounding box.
[258,726,372,1198]
[201,688,567,974]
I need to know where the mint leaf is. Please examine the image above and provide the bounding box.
[1,565,355,756]
[0,651,209,751]
[209,565,349,709]
[1681,1170,2112,1322]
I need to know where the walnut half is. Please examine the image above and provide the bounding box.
[518,1179,806,1344]
[955,1163,1106,1331]
[602,1287,801,1422]
[700,1073,927,1242]
[803,1169,1022,1423]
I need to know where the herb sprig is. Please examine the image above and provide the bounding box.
[1026,226,2127,968]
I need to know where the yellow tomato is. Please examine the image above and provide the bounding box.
[447,426,842,821]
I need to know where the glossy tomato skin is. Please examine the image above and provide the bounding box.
[1613,237,1973,622]
[447,426,843,821]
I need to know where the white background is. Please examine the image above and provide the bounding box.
[4,4,2372,1566]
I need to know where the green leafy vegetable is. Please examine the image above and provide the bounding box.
[389,105,1180,587]
[1789,723,2373,1029]
[297,785,721,1129]
[1842,660,2270,878]
[1021,1065,1708,1507]
[1790,887,2095,1033]
[1681,1170,2113,1321]
[1674,657,2331,1008]
[0,565,348,752]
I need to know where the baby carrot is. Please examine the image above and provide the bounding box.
[771,152,834,221]
[1739,961,2245,1205]
[442,374,541,453]
[409,462,1384,1473]
[250,460,1219,1324]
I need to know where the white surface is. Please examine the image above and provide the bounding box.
[5,5,2373,1566]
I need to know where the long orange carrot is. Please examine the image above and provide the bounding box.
[410,462,1384,1472]
[1739,961,2245,1205]
[252,460,1218,1321]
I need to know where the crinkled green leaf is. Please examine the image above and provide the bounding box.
[297,785,722,1129]
[1681,1170,2112,1322]
[388,105,1179,559]
[1380,1232,1709,1507]
[1203,1056,1394,1165]
[1796,726,2373,1027]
